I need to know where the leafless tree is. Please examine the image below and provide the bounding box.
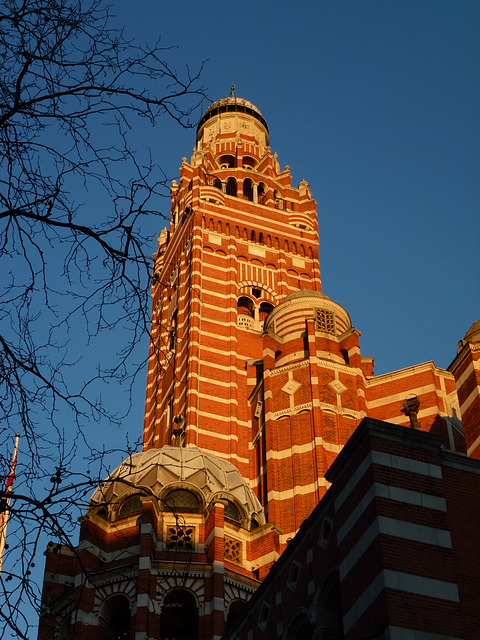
[0,0,206,636]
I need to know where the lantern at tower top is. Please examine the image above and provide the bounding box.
[196,96,270,151]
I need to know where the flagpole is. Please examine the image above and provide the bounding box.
[0,433,20,574]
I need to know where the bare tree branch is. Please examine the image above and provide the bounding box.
[0,0,207,635]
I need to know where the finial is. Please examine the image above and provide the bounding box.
[230,83,235,97]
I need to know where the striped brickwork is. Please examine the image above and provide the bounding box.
[224,418,480,640]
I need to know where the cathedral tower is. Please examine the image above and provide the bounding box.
[143,96,373,541]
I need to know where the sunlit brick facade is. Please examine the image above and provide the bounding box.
[39,97,480,640]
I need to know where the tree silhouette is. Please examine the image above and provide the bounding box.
[0,1,205,636]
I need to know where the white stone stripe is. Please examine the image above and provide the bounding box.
[195,375,238,388]
[343,570,459,633]
[366,384,445,409]
[204,596,227,616]
[455,358,480,389]
[204,526,225,547]
[246,550,279,570]
[384,569,459,601]
[335,451,442,512]
[467,432,480,457]
[459,386,480,415]
[265,437,343,460]
[197,393,238,405]
[340,516,451,579]
[376,407,450,427]
[136,592,155,611]
[196,424,239,437]
[385,626,463,640]
[337,483,447,543]
[77,540,140,562]
[372,450,442,478]
[267,479,330,501]
[189,445,249,466]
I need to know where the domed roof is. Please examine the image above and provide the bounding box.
[196,96,269,141]
[89,445,265,524]
[203,96,264,119]
[464,320,480,343]
[264,289,352,341]
[281,290,331,304]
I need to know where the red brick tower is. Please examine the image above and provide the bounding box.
[142,97,379,545]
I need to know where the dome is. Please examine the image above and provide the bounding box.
[265,289,352,338]
[457,320,480,353]
[196,96,269,143]
[464,320,480,344]
[89,445,265,525]
[282,290,331,304]
[201,96,264,120]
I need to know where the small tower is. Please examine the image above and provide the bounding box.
[449,321,480,458]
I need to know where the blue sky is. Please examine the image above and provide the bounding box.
[7,1,480,633]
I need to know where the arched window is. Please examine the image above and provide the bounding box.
[258,183,266,204]
[274,189,280,208]
[100,594,131,640]
[224,500,241,523]
[313,570,344,639]
[160,589,198,640]
[243,178,254,201]
[227,599,247,632]
[164,489,200,513]
[219,154,235,168]
[242,156,256,169]
[259,302,274,322]
[118,495,142,518]
[285,612,314,640]
[213,177,222,190]
[237,297,254,318]
[226,178,237,196]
